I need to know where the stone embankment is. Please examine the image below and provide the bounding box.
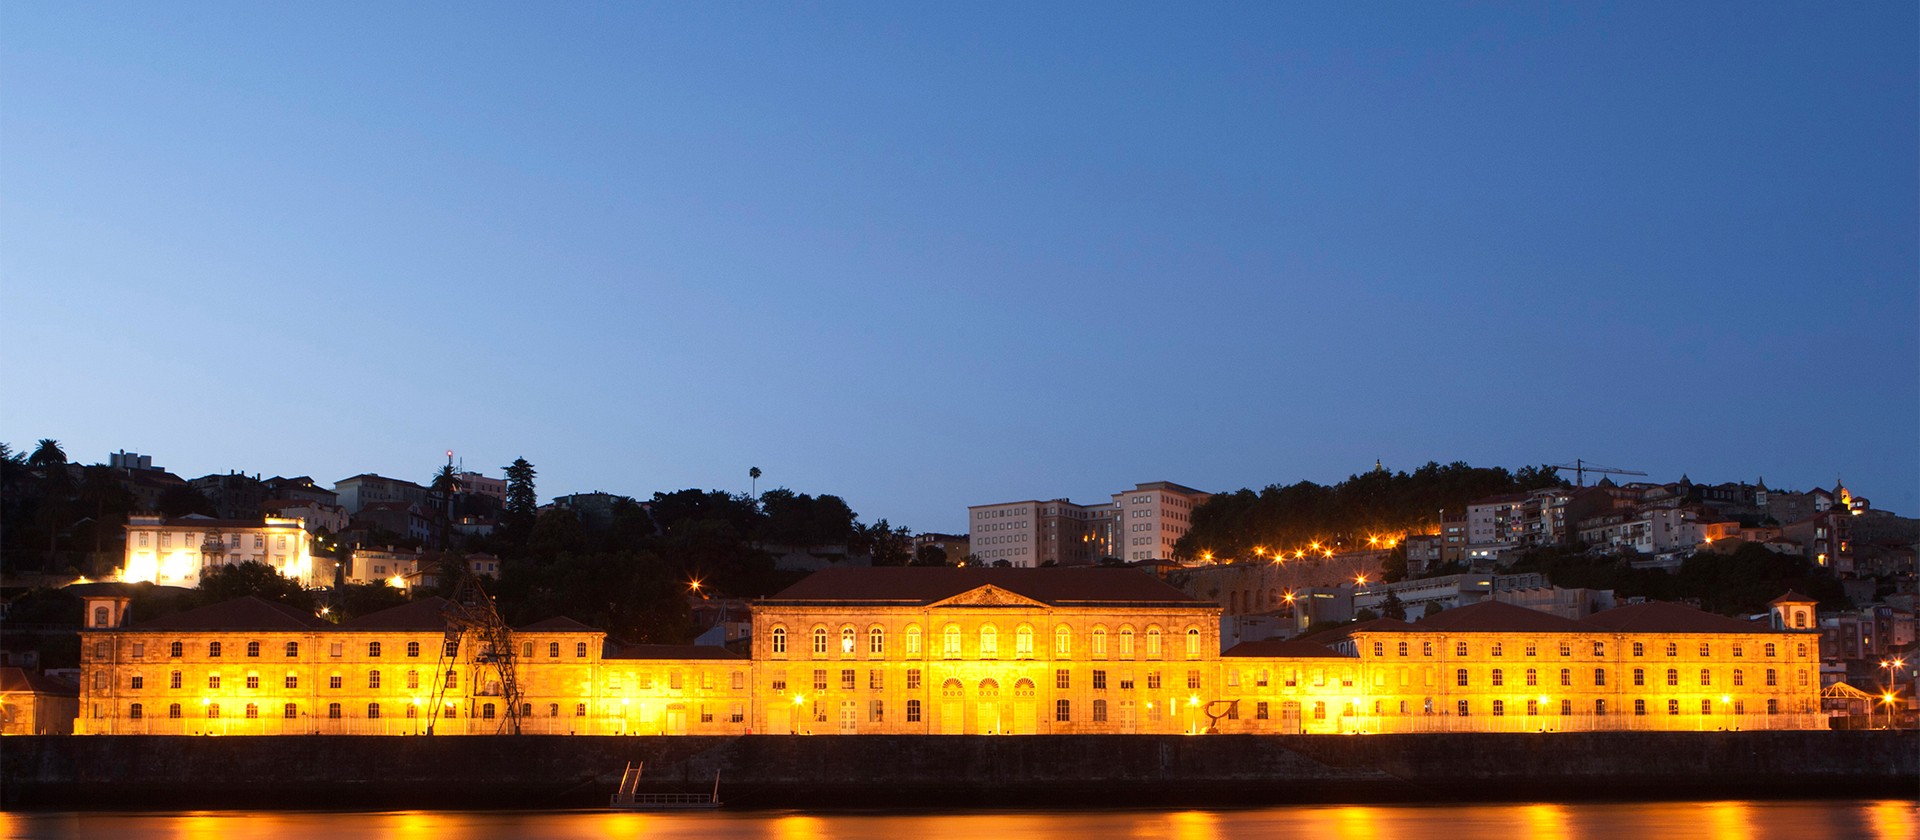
[4,731,1913,810]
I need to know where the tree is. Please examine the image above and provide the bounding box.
[1423,601,1444,618]
[1355,608,1380,622]
[429,464,462,547]
[750,467,761,499]
[501,457,538,542]
[1380,591,1407,621]
[198,561,312,610]
[29,439,71,569]
[913,544,949,567]
[157,486,216,517]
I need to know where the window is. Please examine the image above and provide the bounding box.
[1733,669,1745,687]
[286,642,299,658]
[1092,627,1108,658]
[943,626,962,658]
[330,642,343,657]
[1732,644,1743,658]
[1490,642,1502,657]
[368,642,381,658]
[208,674,221,689]
[1055,699,1071,722]
[1666,642,1677,657]
[170,671,183,689]
[1397,641,1409,657]
[841,626,856,655]
[168,703,182,719]
[907,699,921,723]
[445,671,458,689]
[1055,625,1073,658]
[1147,672,1162,690]
[1559,668,1571,687]
[1422,642,1433,657]
[1700,669,1712,686]
[247,641,260,658]
[369,671,382,689]
[1667,668,1679,686]
[1456,641,1469,657]
[1632,642,1644,657]
[131,675,145,690]
[330,673,343,689]
[1796,643,1807,658]
[285,703,298,719]
[1668,699,1680,716]
[1056,669,1071,690]
[1558,642,1571,657]
[869,627,885,655]
[523,642,533,659]
[1525,668,1538,687]
[1593,642,1605,657]
[1595,699,1607,716]
[1767,699,1778,715]
[212,641,227,658]
[575,642,587,658]
[285,673,299,689]
[1634,699,1647,716]
[869,700,884,722]
[1186,627,1201,659]
[1093,699,1108,722]
[1560,699,1571,716]
[1145,627,1162,658]
[812,627,829,655]
[907,669,922,690]
[1455,669,1469,687]
[130,703,144,719]
[1700,699,1712,715]
[328,703,342,719]
[1455,700,1469,717]
[733,670,746,690]
[840,669,856,691]
[1766,669,1777,687]
[1699,642,1711,657]
[170,641,184,658]
[906,626,922,656]
[406,641,420,658]
[868,669,883,690]
[813,670,828,692]
[368,703,381,719]
[1492,700,1505,717]
[576,703,587,717]
[1491,669,1504,687]
[1633,668,1645,686]
[133,642,145,658]
[980,625,999,658]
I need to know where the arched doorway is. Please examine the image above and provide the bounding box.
[940,679,965,734]
[976,679,1001,734]
[1012,678,1038,734]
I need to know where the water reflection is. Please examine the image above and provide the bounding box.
[0,801,1911,840]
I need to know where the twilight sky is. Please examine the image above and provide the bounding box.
[2,3,1914,532]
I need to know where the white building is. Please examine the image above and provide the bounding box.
[1111,481,1210,562]
[332,473,430,515]
[119,514,318,588]
[345,546,423,586]
[968,481,1210,567]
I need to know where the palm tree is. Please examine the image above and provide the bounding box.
[429,464,462,548]
[750,467,762,499]
[28,439,71,570]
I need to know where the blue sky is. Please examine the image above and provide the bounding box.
[3,3,1914,531]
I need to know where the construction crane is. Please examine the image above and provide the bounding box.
[1549,459,1648,487]
[425,555,523,735]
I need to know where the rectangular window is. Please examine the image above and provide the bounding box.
[1147,672,1161,690]
[840,669,855,691]
[1056,669,1071,690]
[1256,702,1269,720]
[771,672,787,692]
[907,669,922,690]
[907,699,922,722]
[1093,670,1107,690]
[1187,670,1201,690]
[813,670,828,692]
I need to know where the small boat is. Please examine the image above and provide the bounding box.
[608,762,721,810]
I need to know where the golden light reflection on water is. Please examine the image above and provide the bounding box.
[772,813,828,840]
[1866,799,1918,840]
[1521,803,1572,840]
[1700,800,1753,840]
[173,811,227,840]
[1328,805,1381,840]
[1167,809,1219,840]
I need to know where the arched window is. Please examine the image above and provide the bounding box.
[406,670,419,689]
[771,627,787,655]
[812,627,828,656]
[1015,625,1034,658]
[1373,641,1385,657]
[868,626,885,655]
[978,678,999,697]
[368,670,381,689]
[170,641,183,658]
[1491,669,1504,687]
[905,625,923,656]
[130,703,144,719]
[407,641,421,658]
[1054,625,1071,658]
[1795,643,1807,658]
[284,703,298,719]
[93,606,109,627]
[1014,678,1036,697]
[1091,627,1108,658]
[980,625,999,658]
[1145,627,1162,658]
[1119,626,1136,657]
[1186,627,1201,659]
[1525,668,1538,686]
[841,626,856,655]
[1055,699,1072,722]
[942,679,964,698]
[368,642,382,658]
[170,670,182,689]
[1397,641,1409,657]
[943,625,962,658]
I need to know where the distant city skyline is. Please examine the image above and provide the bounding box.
[3,4,1914,534]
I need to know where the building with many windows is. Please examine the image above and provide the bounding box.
[967,481,1210,566]
[118,514,319,588]
[69,568,1824,736]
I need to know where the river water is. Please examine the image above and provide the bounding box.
[4,801,1916,840]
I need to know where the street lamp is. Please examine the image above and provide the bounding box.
[1878,658,1904,729]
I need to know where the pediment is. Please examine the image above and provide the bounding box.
[930,585,1049,609]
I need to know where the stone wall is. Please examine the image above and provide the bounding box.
[3,731,1912,810]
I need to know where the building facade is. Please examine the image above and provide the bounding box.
[70,568,1825,736]
[119,514,318,588]
[967,481,1210,567]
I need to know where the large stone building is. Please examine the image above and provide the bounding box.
[70,568,1825,736]
[967,481,1211,567]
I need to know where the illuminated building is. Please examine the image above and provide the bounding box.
[72,569,1824,735]
[119,515,318,588]
[968,481,1210,566]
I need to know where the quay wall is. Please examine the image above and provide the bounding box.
[3,731,1913,810]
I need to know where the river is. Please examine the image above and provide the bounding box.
[3,801,1914,840]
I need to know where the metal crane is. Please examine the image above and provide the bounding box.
[1549,459,1648,487]
[425,555,523,735]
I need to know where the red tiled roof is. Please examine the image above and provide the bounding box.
[1412,600,1593,633]
[1296,617,1420,645]
[128,596,332,631]
[1582,601,1770,633]
[764,567,1205,606]
[338,597,451,631]
[518,616,599,633]
[1768,591,1819,605]
[1221,640,1350,658]
[605,643,745,660]
[0,667,77,696]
